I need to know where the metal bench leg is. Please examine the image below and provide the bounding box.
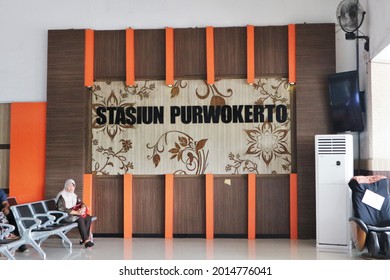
[2,249,16,260]
[28,239,46,260]
[58,231,73,249]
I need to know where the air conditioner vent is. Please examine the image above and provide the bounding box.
[317,137,346,154]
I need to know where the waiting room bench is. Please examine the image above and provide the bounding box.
[0,221,39,260]
[10,198,96,259]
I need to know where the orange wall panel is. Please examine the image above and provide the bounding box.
[126,28,135,86]
[123,173,133,238]
[83,174,93,214]
[84,29,94,87]
[165,27,174,86]
[288,24,296,84]
[246,25,255,84]
[9,102,46,203]
[290,173,298,239]
[206,173,214,239]
[165,174,174,239]
[206,26,215,85]
[247,173,256,239]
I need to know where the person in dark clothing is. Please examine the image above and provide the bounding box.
[0,189,28,252]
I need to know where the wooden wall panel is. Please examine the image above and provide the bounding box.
[295,23,335,239]
[134,29,165,80]
[173,175,205,235]
[256,175,290,236]
[0,150,9,189]
[46,30,90,199]
[214,27,246,78]
[174,28,206,79]
[0,103,10,190]
[361,170,390,177]
[0,103,10,145]
[94,30,126,80]
[132,175,165,235]
[255,26,288,77]
[45,25,336,237]
[214,175,248,235]
[92,175,123,234]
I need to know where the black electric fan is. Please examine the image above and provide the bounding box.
[336,0,369,51]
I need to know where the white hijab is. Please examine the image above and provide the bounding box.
[56,179,77,208]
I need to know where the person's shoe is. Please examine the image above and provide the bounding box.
[5,233,18,240]
[18,245,29,253]
[84,241,94,248]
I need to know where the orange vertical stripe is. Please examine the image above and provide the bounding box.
[165,27,174,87]
[165,174,174,239]
[123,174,133,238]
[9,103,46,204]
[126,28,135,86]
[247,25,255,84]
[206,26,215,85]
[288,24,296,84]
[290,173,298,239]
[83,174,93,215]
[206,173,214,239]
[247,173,256,239]
[84,29,94,87]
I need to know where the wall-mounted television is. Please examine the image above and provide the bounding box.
[328,70,364,132]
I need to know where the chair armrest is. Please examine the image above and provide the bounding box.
[17,217,42,233]
[349,217,369,233]
[366,225,390,231]
[0,223,16,240]
[349,217,368,252]
[33,213,56,227]
[46,210,68,224]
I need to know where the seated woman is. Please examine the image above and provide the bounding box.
[56,179,94,248]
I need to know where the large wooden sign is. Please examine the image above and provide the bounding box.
[92,78,291,175]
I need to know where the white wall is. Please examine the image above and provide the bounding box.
[361,61,390,171]
[2,0,389,169]
[368,0,390,63]
[370,63,390,160]
[360,0,390,171]
[0,0,352,103]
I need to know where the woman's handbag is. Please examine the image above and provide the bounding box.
[72,203,89,218]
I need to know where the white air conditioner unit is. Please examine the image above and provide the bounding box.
[315,134,353,250]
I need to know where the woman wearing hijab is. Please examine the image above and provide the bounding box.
[56,179,94,248]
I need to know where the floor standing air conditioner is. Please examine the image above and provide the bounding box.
[315,134,353,249]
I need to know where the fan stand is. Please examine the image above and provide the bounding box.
[345,32,369,51]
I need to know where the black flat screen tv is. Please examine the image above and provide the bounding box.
[328,70,364,132]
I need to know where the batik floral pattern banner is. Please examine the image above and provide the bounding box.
[91,78,291,175]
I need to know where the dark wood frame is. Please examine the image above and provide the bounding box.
[46,24,335,239]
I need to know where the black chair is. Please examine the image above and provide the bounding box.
[11,202,75,259]
[43,199,72,225]
[348,175,390,258]
[31,201,67,228]
[0,223,32,260]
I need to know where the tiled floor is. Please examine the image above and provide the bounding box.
[7,237,388,280]
[5,237,363,260]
